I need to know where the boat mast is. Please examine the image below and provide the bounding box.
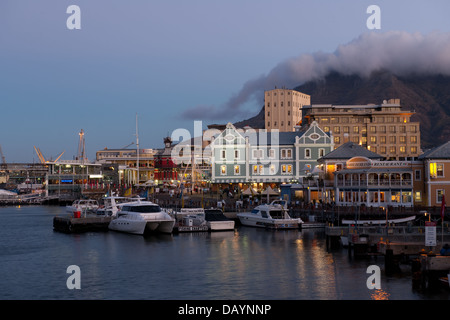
[136,113,139,186]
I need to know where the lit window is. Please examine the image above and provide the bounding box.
[270,165,276,175]
[234,165,240,175]
[430,163,437,178]
[415,191,422,202]
[430,163,444,178]
[220,165,226,175]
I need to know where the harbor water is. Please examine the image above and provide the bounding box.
[0,205,449,300]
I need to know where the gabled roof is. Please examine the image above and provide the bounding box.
[418,141,450,159]
[320,142,384,160]
[243,131,301,146]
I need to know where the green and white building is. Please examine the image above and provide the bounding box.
[210,121,333,184]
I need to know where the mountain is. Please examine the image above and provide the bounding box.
[233,105,265,129]
[236,71,450,149]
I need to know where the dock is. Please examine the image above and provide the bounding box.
[53,215,112,233]
[412,254,450,290]
[325,224,450,252]
[174,225,209,233]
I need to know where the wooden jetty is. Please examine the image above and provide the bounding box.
[412,254,450,290]
[53,215,112,233]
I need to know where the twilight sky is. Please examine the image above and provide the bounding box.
[0,0,449,162]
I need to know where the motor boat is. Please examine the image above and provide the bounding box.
[171,208,209,232]
[66,199,99,214]
[96,196,131,216]
[204,209,235,231]
[108,199,175,235]
[341,215,416,225]
[237,201,303,229]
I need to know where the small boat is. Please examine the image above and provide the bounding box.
[108,199,175,235]
[66,199,99,214]
[237,201,303,229]
[204,209,235,231]
[172,208,209,233]
[341,215,416,225]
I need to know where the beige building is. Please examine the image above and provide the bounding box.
[265,88,310,132]
[96,148,155,184]
[302,99,421,160]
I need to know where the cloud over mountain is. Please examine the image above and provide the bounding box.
[181,31,450,121]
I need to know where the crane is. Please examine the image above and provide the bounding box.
[76,129,87,161]
[0,145,6,169]
[34,146,46,164]
[33,146,65,164]
[121,142,134,149]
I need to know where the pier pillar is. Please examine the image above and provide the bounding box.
[384,249,400,275]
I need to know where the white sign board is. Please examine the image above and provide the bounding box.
[425,221,437,246]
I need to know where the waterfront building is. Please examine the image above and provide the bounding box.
[317,142,384,204]
[316,141,427,208]
[0,163,48,189]
[210,121,333,190]
[302,99,421,160]
[418,141,450,207]
[172,136,212,191]
[154,137,178,185]
[96,147,155,184]
[333,157,418,208]
[265,88,310,132]
[45,160,112,201]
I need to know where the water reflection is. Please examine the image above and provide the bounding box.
[1,206,449,300]
[371,289,390,300]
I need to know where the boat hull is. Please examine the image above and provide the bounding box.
[237,214,301,229]
[109,219,175,235]
[108,219,147,235]
[207,220,235,231]
[151,220,176,234]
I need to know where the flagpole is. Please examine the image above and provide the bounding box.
[442,194,446,246]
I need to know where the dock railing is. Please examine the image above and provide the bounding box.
[326,225,450,244]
